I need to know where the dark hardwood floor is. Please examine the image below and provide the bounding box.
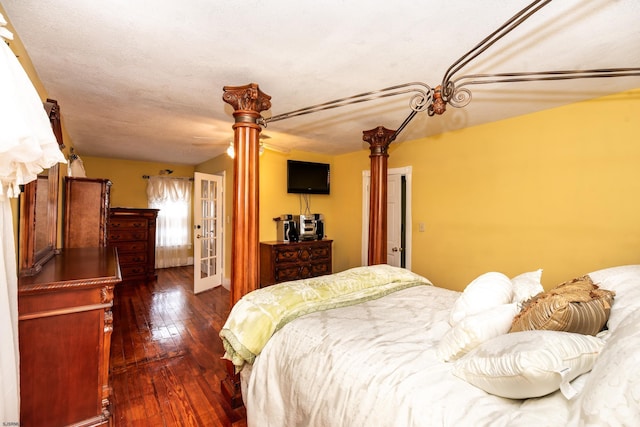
[109,266,247,427]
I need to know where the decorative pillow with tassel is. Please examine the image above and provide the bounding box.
[510,275,615,336]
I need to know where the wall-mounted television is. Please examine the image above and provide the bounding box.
[287,160,330,195]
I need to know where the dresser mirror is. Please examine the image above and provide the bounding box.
[18,99,64,276]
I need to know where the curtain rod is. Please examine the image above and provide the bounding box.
[142,175,193,181]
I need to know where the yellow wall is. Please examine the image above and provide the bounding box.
[1,5,44,96]
[196,149,335,284]
[331,149,370,272]
[331,89,640,291]
[77,156,196,261]
[71,90,640,293]
[8,3,638,291]
[80,156,195,208]
[257,150,334,241]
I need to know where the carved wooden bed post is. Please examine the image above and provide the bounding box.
[222,83,272,306]
[363,126,395,265]
[221,83,271,408]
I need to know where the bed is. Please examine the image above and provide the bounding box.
[220,263,640,426]
[218,83,639,425]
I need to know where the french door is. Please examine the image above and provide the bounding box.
[193,172,223,293]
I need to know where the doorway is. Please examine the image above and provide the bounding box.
[361,166,412,269]
[193,172,224,293]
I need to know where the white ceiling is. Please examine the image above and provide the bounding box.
[3,0,640,165]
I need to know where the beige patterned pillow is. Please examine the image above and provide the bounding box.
[510,275,615,336]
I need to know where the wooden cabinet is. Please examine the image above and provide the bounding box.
[18,247,121,427]
[260,240,333,287]
[63,177,112,248]
[107,208,159,283]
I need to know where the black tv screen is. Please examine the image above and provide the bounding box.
[287,160,330,194]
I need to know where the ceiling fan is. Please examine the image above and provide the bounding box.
[192,133,291,156]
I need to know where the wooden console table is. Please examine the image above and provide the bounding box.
[18,247,121,427]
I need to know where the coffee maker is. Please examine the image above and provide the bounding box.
[275,214,299,242]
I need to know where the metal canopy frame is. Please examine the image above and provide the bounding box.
[260,0,640,142]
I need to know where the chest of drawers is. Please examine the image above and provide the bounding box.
[18,248,121,427]
[107,208,159,283]
[260,240,333,287]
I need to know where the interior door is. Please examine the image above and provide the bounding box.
[193,172,223,293]
[386,174,402,267]
[362,166,412,269]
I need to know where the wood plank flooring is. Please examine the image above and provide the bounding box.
[109,266,247,427]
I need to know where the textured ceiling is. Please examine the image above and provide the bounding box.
[3,0,640,165]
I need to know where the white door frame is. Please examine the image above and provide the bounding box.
[361,166,412,269]
[193,171,224,293]
[214,170,227,289]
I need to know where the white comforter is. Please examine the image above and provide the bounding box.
[242,285,574,427]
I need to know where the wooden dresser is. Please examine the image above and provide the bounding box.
[63,177,112,248]
[107,207,159,283]
[18,247,121,427]
[259,239,333,287]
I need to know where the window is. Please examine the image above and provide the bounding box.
[147,176,193,268]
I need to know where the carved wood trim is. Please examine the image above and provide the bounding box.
[18,278,119,294]
[18,302,113,321]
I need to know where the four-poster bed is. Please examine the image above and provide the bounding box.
[218,83,640,426]
[224,264,640,426]
[220,83,398,307]
[219,1,640,423]
[219,83,398,406]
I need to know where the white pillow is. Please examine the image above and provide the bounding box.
[511,269,544,305]
[437,303,519,362]
[573,309,640,424]
[587,264,640,331]
[449,272,513,326]
[453,330,604,399]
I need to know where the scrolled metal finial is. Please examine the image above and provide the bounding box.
[444,81,472,109]
[408,88,433,113]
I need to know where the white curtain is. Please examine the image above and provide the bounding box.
[0,203,20,424]
[0,13,66,423]
[147,176,193,268]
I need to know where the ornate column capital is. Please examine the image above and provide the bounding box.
[363,126,395,157]
[222,83,272,116]
[364,125,393,266]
